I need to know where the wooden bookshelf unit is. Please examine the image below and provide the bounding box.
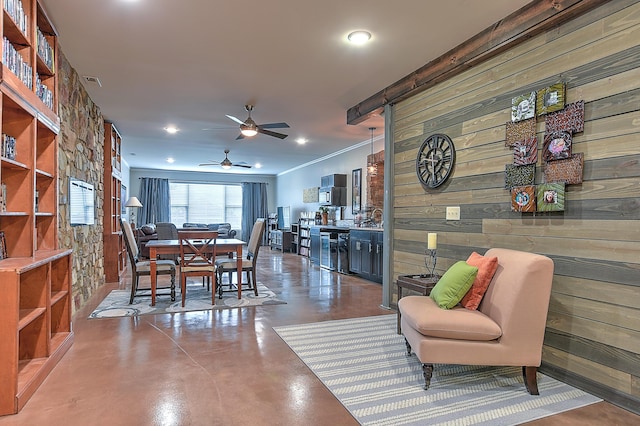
[102,121,125,282]
[0,0,73,416]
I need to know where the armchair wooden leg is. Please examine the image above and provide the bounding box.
[422,364,434,390]
[523,366,539,395]
[404,337,412,356]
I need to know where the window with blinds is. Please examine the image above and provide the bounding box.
[169,182,242,229]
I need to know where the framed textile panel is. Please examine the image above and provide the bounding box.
[544,153,584,184]
[543,130,572,161]
[511,186,536,212]
[545,100,585,133]
[513,137,538,166]
[505,118,536,147]
[536,183,565,212]
[536,83,565,116]
[303,187,319,203]
[505,164,535,189]
[511,91,537,122]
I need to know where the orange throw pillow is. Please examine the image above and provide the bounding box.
[460,252,499,310]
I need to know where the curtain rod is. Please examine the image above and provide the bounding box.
[138,177,269,185]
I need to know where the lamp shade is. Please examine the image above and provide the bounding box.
[125,196,143,208]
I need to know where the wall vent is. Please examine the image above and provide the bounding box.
[82,76,102,87]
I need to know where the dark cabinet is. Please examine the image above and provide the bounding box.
[321,174,347,188]
[349,230,383,283]
[371,231,384,281]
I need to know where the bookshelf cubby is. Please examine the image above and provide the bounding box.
[0,0,73,416]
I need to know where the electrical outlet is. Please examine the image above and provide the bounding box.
[446,206,461,221]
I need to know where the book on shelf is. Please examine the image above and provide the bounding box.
[3,0,29,35]
[0,230,7,259]
[36,27,55,70]
[2,134,17,160]
[2,36,33,89]
[0,182,6,211]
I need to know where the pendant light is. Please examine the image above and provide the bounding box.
[367,127,378,176]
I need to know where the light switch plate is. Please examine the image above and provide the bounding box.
[446,206,461,220]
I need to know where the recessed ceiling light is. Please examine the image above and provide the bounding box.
[296,138,308,145]
[164,126,178,134]
[347,30,371,45]
[255,163,262,169]
[166,157,175,163]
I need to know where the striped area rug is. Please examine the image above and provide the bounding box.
[273,315,601,425]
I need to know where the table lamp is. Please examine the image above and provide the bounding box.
[125,196,143,226]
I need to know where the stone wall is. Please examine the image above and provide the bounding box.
[57,50,105,313]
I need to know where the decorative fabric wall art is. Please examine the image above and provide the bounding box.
[504,164,535,189]
[505,118,536,147]
[536,83,566,116]
[513,137,538,166]
[511,91,537,122]
[545,100,585,133]
[544,153,584,184]
[511,186,536,212]
[303,187,319,203]
[536,183,565,212]
[543,131,572,161]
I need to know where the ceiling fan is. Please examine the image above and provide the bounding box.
[199,149,251,169]
[226,104,289,140]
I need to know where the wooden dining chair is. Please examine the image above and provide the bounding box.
[177,230,218,307]
[121,220,176,304]
[215,218,265,298]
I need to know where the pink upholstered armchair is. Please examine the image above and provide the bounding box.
[398,248,554,395]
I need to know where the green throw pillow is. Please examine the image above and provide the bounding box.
[429,261,479,309]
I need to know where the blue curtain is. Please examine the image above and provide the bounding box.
[138,178,170,226]
[241,182,268,242]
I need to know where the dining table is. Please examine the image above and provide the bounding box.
[145,238,246,306]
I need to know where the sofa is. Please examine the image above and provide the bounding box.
[398,248,554,394]
[135,223,158,259]
[182,223,237,239]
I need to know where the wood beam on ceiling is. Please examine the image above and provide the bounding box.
[346,0,614,125]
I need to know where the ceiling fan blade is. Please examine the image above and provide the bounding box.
[226,114,246,125]
[257,122,290,129]
[235,133,246,140]
[233,163,252,169]
[199,161,221,166]
[258,128,288,139]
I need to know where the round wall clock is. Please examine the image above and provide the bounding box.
[416,133,456,188]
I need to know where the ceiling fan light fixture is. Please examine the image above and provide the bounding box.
[240,117,258,137]
[221,149,233,169]
[240,126,258,137]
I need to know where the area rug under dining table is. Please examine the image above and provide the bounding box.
[89,279,285,318]
[273,315,601,426]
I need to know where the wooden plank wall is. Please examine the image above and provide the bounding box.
[390,0,639,412]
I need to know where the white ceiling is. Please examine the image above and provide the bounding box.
[40,0,531,175]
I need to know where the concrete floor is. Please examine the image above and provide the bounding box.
[0,249,636,425]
